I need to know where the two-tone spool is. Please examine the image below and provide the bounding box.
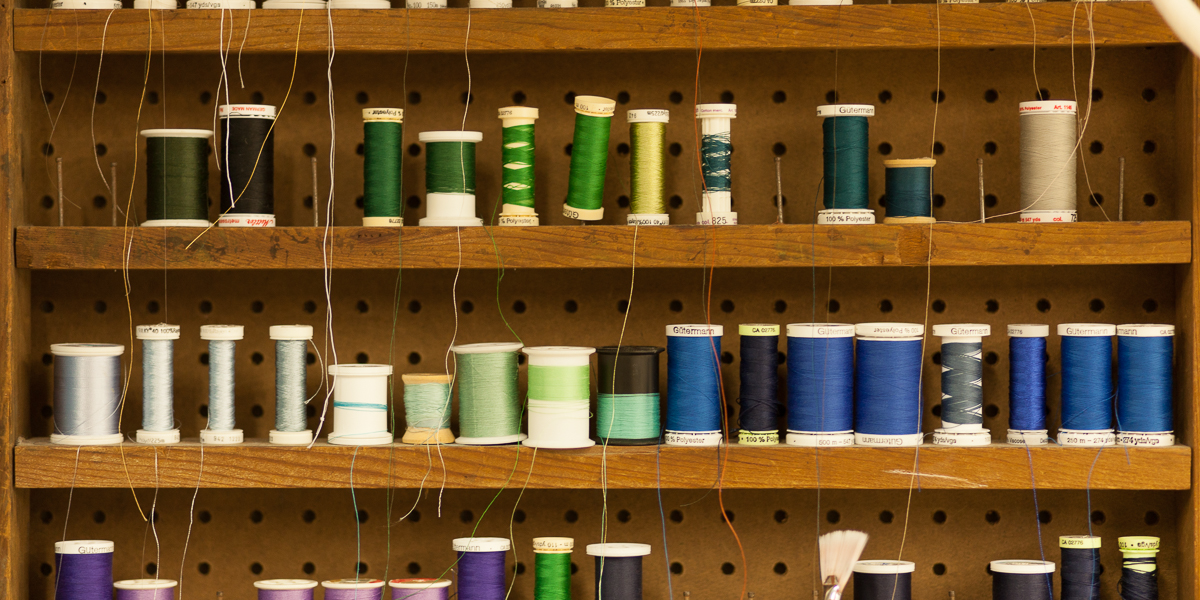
[587,543,650,600]
[454,537,511,600]
[200,324,244,445]
[327,363,393,445]
[400,373,455,445]
[55,540,114,600]
[1058,323,1117,447]
[932,324,991,446]
[1118,536,1159,599]
[596,346,664,445]
[51,343,125,446]
[254,579,318,599]
[1116,324,1175,446]
[390,578,452,600]
[991,560,1054,600]
[322,579,385,599]
[1018,100,1079,224]
[362,108,404,227]
[626,109,670,226]
[217,104,276,227]
[737,323,780,445]
[136,324,181,445]
[523,346,596,449]
[139,129,212,227]
[564,96,616,222]
[420,130,484,227]
[817,104,875,225]
[882,158,937,224]
[533,537,573,600]
[269,324,314,446]
[1007,324,1050,445]
[453,342,526,445]
[665,324,724,447]
[785,323,855,447]
[498,106,540,226]
[852,561,914,600]
[696,103,737,225]
[855,323,924,447]
[114,579,177,599]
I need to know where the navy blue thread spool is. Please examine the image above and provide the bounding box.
[586,543,650,600]
[454,537,511,600]
[784,323,855,447]
[54,540,114,600]
[1060,535,1101,600]
[1116,324,1176,447]
[1118,536,1159,600]
[1006,324,1051,446]
[816,104,876,225]
[665,324,724,447]
[882,158,937,224]
[854,322,925,447]
[932,324,992,447]
[1058,323,1117,447]
[991,560,1054,600]
[852,560,913,600]
[737,323,780,445]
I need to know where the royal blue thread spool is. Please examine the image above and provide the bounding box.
[454,538,511,600]
[852,560,914,600]
[1006,324,1050,446]
[816,104,876,226]
[254,579,318,600]
[665,324,724,447]
[785,323,855,447]
[932,324,992,447]
[114,579,177,600]
[854,323,924,447]
[1116,324,1175,446]
[1058,323,1116,447]
[737,323,781,445]
[55,540,114,600]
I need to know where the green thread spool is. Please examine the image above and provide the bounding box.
[498,106,540,226]
[597,346,663,445]
[362,108,404,227]
[400,373,455,445]
[696,103,737,225]
[140,129,213,227]
[523,346,596,449]
[419,130,484,227]
[883,158,937,224]
[626,109,670,226]
[533,538,573,600]
[817,104,876,225]
[564,96,616,222]
[452,342,525,445]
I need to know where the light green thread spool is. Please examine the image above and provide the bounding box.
[419,130,484,227]
[626,109,670,225]
[523,346,596,449]
[499,106,539,226]
[696,103,737,225]
[452,342,524,445]
[400,373,455,445]
[564,96,616,222]
[362,108,404,227]
[597,394,660,441]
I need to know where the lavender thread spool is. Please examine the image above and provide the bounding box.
[55,540,114,600]
[389,578,451,600]
[114,579,177,600]
[453,537,511,600]
[254,579,318,600]
[324,578,386,600]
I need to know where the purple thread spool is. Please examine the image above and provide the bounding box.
[390,578,451,600]
[55,540,114,600]
[323,578,385,600]
[453,537,510,600]
[254,579,318,600]
[115,579,177,600]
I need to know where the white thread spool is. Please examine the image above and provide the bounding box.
[254,580,319,595]
[931,324,991,447]
[1057,323,1117,447]
[187,0,256,8]
[390,579,453,594]
[269,325,314,446]
[115,579,178,594]
[136,324,181,445]
[784,323,855,448]
[626,109,671,226]
[522,346,596,449]
[53,0,122,8]
[328,364,394,445]
[419,131,485,227]
[853,322,924,448]
[497,106,540,226]
[50,343,125,446]
[200,325,244,445]
[695,104,737,225]
[1006,324,1051,446]
[1019,100,1079,224]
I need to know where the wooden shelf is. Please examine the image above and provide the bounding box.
[14,222,1191,269]
[15,3,1177,54]
[14,439,1189,490]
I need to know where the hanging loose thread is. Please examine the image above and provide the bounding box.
[455,538,511,600]
[400,373,454,445]
[452,342,525,445]
[852,561,914,600]
[1007,324,1050,445]
[737,324,780,445]
[217,104,276,227]
[854,323,924,447]
[327,363,394,446]
[533,538,573,600]
[524,346,596,449]
[498,106,540,226]
[785,323,855,447]
[932,324,991,446]
[51,343,125,446]
[322,579,386,600]
[390,578,452,600]
[596,346,664,446]
[254,579,319,600]
[200,325,244,445]
[362,108,405,227]
[1058,323,1116,446]
[270,324,314,445]
[991,560,1054,600]
[696,103,737,225]
[136,324,181,445]
[139,129,212,227]
[420,130,485,226]
[587,543,650,600]
[1116,324,1175,446]
[114,579,177,600]
[564,95,616,222]
[665,324,724,447]
[816,104,876,225]
[55,540,114,600]
[627,109,670,225]
[1018,100,1078,223]
[882,158,937,224]
[1059,536,1101,600]
[1118,536,1159,600]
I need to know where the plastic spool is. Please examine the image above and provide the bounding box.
[587,543,651,600]
[452,342,526,445]
[737,323,780,445]
[470,0,511,7]
[523,346,596,449]
[665,324,724,447]
[1058,323,1117,447]
[136,324,181,445]
[1117,536,1160,599]
[53,0,123,8]
[329,0,391,6]
[389,578,452,600]
[56,540,115,600]
[50,343,125,446]
[114,579,177,599]
[134,0,177,7]
[400,373,455,445]
[784,323,855,448]
[217,104,277,227]
[695,104,738,225]
[1116,324,1175,446]
[268,325,314,446]
[322,579,385,600]
[816,104,875,224]
[327,364,393,445]
[853,561,914,600]
[187,0,256,8]
[625,109,671,226]
[854,323,924,447]
[1006,324,1051,445]
[138,129,213,227]
[990,560,1055,600]
[362,108,405,226]
[539,0,576,6]
[419,130,484,227]
[596,346,664,446]
[931,324,991,446]
[563,96,616,221]
[199,325,244,444]
[1018,100,1079,224]
[254,579,319,599]
[498,106,540,226]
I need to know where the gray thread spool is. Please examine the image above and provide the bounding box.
[50,343,125,445]
[933,324,992,447]
[136,324,181,445]
[1018,100,1079,223]
[270,324,314,445]
[200,324,244,444]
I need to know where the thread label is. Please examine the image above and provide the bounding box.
[737,431,779,445]
[664,430,722,445]
[816,210,875,225]
[1006,429,1050,445]
[855,433,921,447]
[605,0,646,5]
[696,212,737,225]
[932,429,991,446]
[136,430,180,445]
[816,104,876,117]
[363,108,404,122]
[627,214,670,226]
[739,324,780,336]
[1116,324,1175,337]
[1116,431,1174,446]
[786,431,855,447]
[200,430,244,444]
[499,215,539,227]
[539,0,580,6]
[666,324,722,337]
[1018,211,1078,223]
[1058,430,1116,447]
[533,538,574,552]
[1118,537,1160,551]
[1060,536,1102,549]
[1059,324,1116,337]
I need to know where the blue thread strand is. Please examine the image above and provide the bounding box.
[786,336,853,432]
[855,339,923,436]
[1009,336,1047,431]
[738,333,779,432]
[1117,335,1173,433]
[1061,335,1114,431]
[666,335,722,433]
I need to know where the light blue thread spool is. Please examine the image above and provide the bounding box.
[50,344,125,446]
[270,324,314,446]
[200,324,245,445]
[136,324,181,445]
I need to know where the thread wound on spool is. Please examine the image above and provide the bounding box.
[1058,324,1116,435]
[1060,536,1101,600]
[218,105,276,226]
[140,129,212,226]
[587,544,650,600]
[453,343,524,444]
[738,323,779,444]
[854,323,923,446]
[665,324,724,446]
[991,560,1055,600]
[1019,100,1078,218]
[363,108,404,224]
[883,158,936,222]
[499,106,539,216]
[1008,324,1049,438]
[455,538,510,600]
[853,561,914,600]
[138,324,179,439]
[818,104,874,211]
[51,344,125,445]
[1116,324,1174,438]
[533,539,572,600]
[627,109,669,220]
[401,373,454,445]
[524,346,596,449]
[420,131,484,226]
[597,346,663,445]
[55,540,115,600]
[786,324,854,445]
[565,96,615,221]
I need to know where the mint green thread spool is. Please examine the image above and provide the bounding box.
[696,103,738,225]
[523,346,596,449]
[362,108,404,227]
[626,110,670,226]
[597,346,663,445]
[564,96,616,222]
[452,342,526,445]
[400,373,455,445]
[419,130,484,227]
[498,106,540,227]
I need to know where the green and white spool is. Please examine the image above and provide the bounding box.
[523,346,597,449]
[931,323,992,447]
[420,130,484,227]
[139,129,213,228]
[627,109,670,226]
[696,104,737,225]
[564,96,616,221]
[362,108,405,227]
[498,106,540,227]
[327,363,394,446]
[452,342,526,445]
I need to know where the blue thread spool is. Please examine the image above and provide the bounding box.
[737,323,781,445]
[665,324,724,447]
[1006,324,1050,446]
[1058,323,1116,447]
[1059,535,1101,600]
[854,323,924,447]
[852,560,914,600]
[1117,536,1159,600]
[695,104,738,225]
[816,104,876,225]
[932,324,992,447]
[784,323,855,447]
[882,158,937,224]
[1116,324,1175,446]
[990,560,1055,600]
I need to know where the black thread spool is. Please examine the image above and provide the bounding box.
[1060,535,1101,600]
[737,323,780,445]
[991,560,1054,600]
[587,543,649,600]
[218,104,276,227]
[853,560,913,600]
[596,346,664,446]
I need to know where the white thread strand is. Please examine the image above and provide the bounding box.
[207,340,236,432]
[1020,112,1078,212]
[142,339,174,431]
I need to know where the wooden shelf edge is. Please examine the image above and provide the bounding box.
[14,439,1191,490]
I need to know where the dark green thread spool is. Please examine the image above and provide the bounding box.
[140,129,213,227]
[818,104,874,217]
[883,158,937,224]
[419,130,484,227]
[362,108,404,227]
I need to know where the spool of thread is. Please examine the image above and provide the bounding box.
[626,109,670,226]
[452,342,525,445]
[1007,324,1050,445]
[596,346,663,446]
[186,0,256,7]
[114,579,177,600]
[523,346,597,449]
[139,129,211,227]
[785,323,855,447]
[737,324,780,445]
[564,96,616,222]
[665,324,724,447]
[854,323,924,447]
[329,0,391,7]
[1118,536,1159,600]
[533,538,573,600]
[454,538,510,600]
[991,560,1054,600]
[327,363,394,445]
[50,343,124,446]
[816,104,875,225]
[1116,324,1175,446]
[606,0,645,8]
[1058,323,1117,447]
[55,540,114,600]
[136,324,181,445]
[217,104,276,227]
[53,0,122,9]
[401,373,454,445]
[389,579,451,600]
[269,324,314,446]
[254,579,318,600]
[419,130,484,227]
[538,0,575,7]
[695,103,737,225]
[323,579,385,600]
[1018,100,1079,223]
[882,158,937,224]
[1060,535,1101,600]
[200,325,244,444]
[932,324,991,446]
[362,108,404,227]
[587,543,650,600]
[498,106,540,226]
[852,561,913,600]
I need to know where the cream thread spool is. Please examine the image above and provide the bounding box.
[522,346,597,449]
[695,103,737,225]
[328,364,394,446]
[401,373,455,445]
[498,106,541,227]
[931,324,992,447]
[200,324,244,445]
[626,109,670,226]
[136,324,181,445]
[50,344,125,446]
[1019,100,1079,224]
[1057,323,1117,448]
[1006,324,1051,446]
[269,324,314,446]
[420,130,485,227]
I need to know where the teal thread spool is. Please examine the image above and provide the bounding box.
[597,346,663,446]
[523,346,597,449]
[452,342,526,445]
[140,129,213,227]
[882,158,937,224]
[362,108,404,227]
[564,96,616,222]
[498,106,540,226]
[420,130,484,227]
[817,104,876,225]
[626,109,670,226]
[696,103,737,225]
[401,373,456,445]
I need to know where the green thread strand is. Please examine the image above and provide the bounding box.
[597,393,660,440]
[535,552,572,600]
[403,381,452,430]
[822,116,870,210]
[502,124,536,209]
[629,122,666,214]
[364,120,404,218]
[145,136,209,221]
[566,114,612,211]
[457,351,520,438]
[528,365,590,401]
[700,131,732,192]
[884,166,934,218]
[425,141,476,194]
